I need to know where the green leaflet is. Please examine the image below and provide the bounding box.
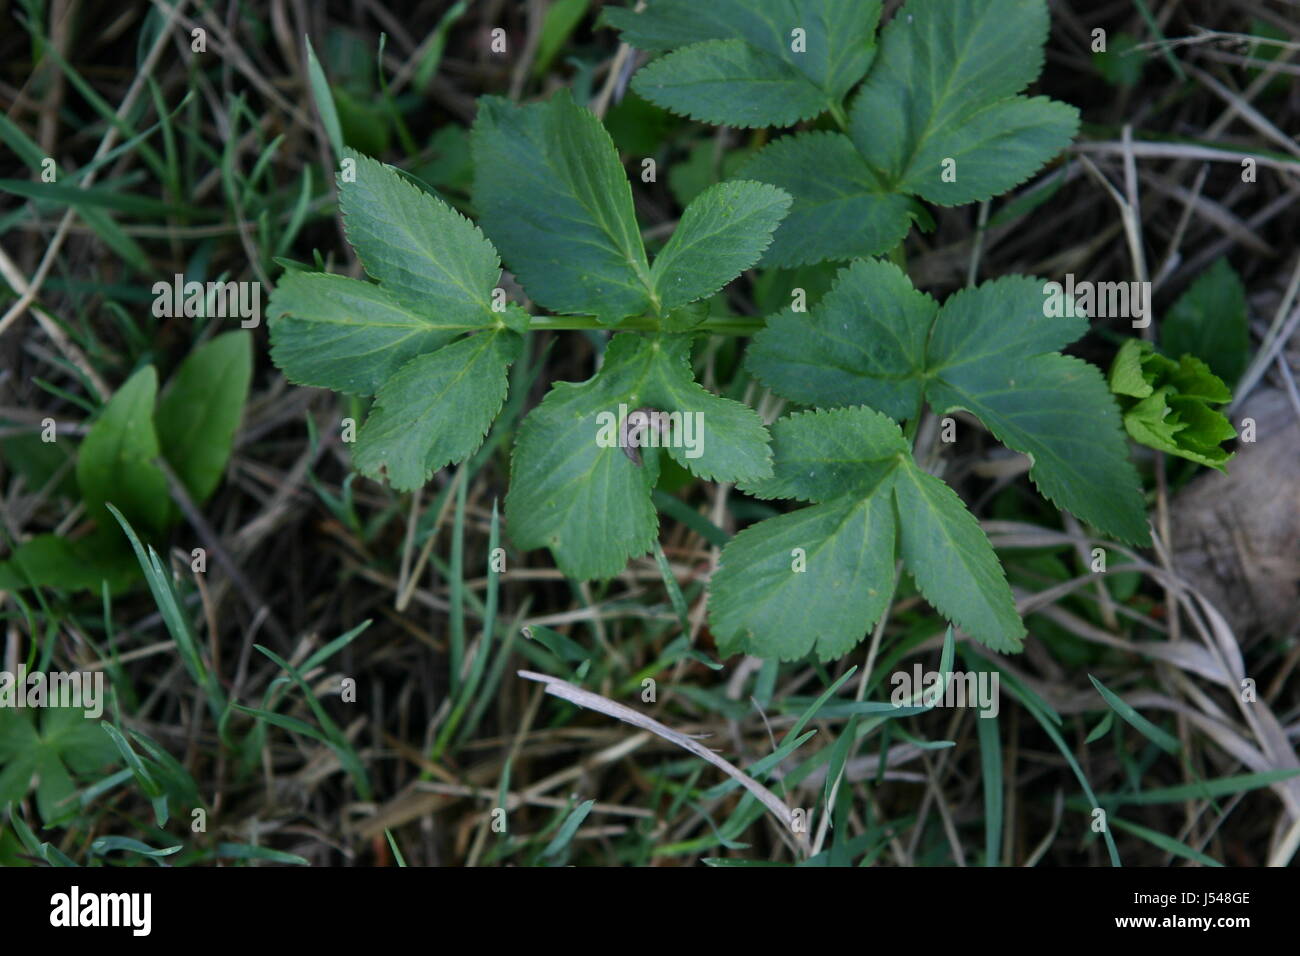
[267,147,527,486]
[748,254,932,420]
[709,496,898,661]
[354,327,524,490]
[339,149,502,324]
[267,272,460,395]
[732,0,1078,264]
[606,0,881,128]
[472,90,655,321]
[507,334,772,579]
[155,331,252,507]
[891,464,1024,651]
[748,258,1150,546]
[1108,339,1236,471]
[76,366,171,538]
[1160,258,1249,386]
[851,0,1077,202]
[925,279,1147,545]
[267,146,515,397]
[635,39,832,128]
[709,407,1022,660]
[738,132,916,268]
[472,92,790,322]
[892,96,1079,206]
[650,180,791,312]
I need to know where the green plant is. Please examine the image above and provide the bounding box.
[606,0,1080,265]
[0,707,117,825]
[0,332,251,592]
[265,0,1232,664]
[1108,339,1236,471]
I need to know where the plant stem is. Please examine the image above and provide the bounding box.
[903,395,926,444]
[828,100,850,132]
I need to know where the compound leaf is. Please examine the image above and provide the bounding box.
[267,177,523,396]
[735,0,1077,262]
[850,0,1074,201]
[748,259,1150,545]
[710,407,1020,659]
[268,148,531,492]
